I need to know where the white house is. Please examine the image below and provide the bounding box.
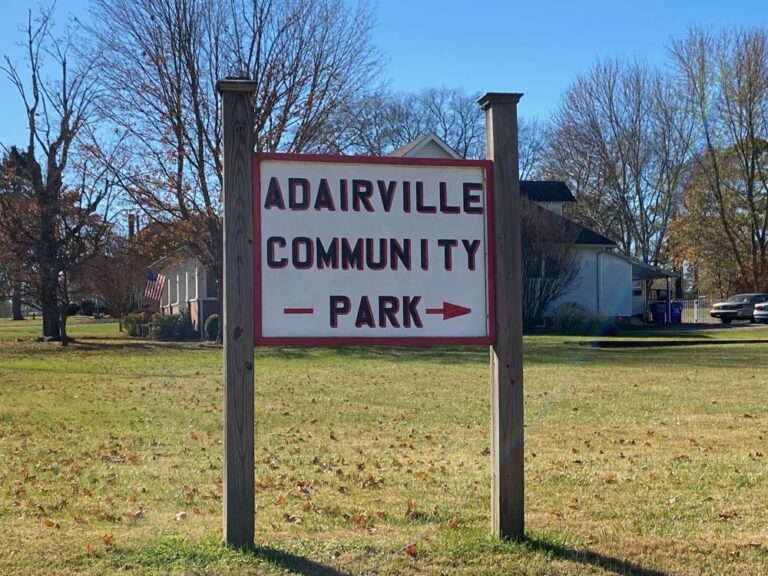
[152,248,220,334]
[395,133,676,321]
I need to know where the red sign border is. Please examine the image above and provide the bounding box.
[253,152,496,346]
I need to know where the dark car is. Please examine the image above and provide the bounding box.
[710,293,768,324]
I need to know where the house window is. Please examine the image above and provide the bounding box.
[632,280,643,297]
[206,269,219,299]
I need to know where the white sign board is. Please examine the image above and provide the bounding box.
[254,153,495,345]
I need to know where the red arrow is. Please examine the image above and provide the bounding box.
[425,301,472,320]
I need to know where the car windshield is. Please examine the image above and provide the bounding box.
[726,294,750,303]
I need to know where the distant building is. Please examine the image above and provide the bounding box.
[395,133,676,321]
[152,248,220,335]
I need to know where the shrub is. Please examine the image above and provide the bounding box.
[123,311,153,337]
[66,302,81,316]
[551,302,617,336]
[551,302,589,334]
[80,299,96,316]
[175,307,197,341]
[150,313,180,341]
[203,314,219,342]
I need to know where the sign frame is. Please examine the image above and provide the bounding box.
[253,152,496,347]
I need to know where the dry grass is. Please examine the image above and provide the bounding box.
[0,320,767,574]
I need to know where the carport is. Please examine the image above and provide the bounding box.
[615,254,679,323]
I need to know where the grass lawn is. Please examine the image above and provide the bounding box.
[0,319,767,575]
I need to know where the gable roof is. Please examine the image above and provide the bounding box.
[574,225,616,246]
[389,132,462,160]
[525,201,616,247]
[150,246,199,270]
[520,180,576,203]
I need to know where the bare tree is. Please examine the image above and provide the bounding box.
[88,0,381,280]
[670,28,768,292]
[543,60,695,267]
[1,8,113,343]
[341,87,486,158]
[518,117,547,180]
[520,199,581,330]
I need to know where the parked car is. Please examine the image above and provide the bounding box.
[755,301,768,323]
[710,293,768,324]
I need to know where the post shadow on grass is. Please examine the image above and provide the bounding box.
[525,538,669,576]
[252,546,351,576]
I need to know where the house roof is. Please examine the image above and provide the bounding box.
[389,132,461,160]
[520,180,576,203]
[612,253,679,280]
[526,201,616,247]
[150,246,198,270]
[574,226,616,246]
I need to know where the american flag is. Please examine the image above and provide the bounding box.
[144,269,167,301]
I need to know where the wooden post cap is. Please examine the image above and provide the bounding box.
[477,93,524,110]
[216,78,258,93]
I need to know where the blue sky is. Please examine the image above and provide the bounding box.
[1,0,766,148]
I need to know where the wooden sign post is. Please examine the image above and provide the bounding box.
[217,78,258,548]
[478,92,525,540]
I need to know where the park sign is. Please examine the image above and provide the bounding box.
[254,153,495,345]
[220,83,523,545]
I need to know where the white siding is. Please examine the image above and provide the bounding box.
[537,201,564,215]
[546,248,632,318]
[406,140,453,159]
[548,248,598,315]
[599,252,632,316]
[632,280,646,316]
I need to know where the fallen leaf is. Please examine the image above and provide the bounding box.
[603,472,617,484]
[101,534,115,546]
[41,518,55,528]
[404,543,417,558]
[405,499,416,520]
[354,512,367,527]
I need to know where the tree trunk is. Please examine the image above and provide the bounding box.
[59,307,69,347]
[11,291,23,320]
[675,275,684,299]
[40,270,61,339]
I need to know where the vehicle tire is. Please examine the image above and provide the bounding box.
[722,318,732,324]
[750,318,756,324]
